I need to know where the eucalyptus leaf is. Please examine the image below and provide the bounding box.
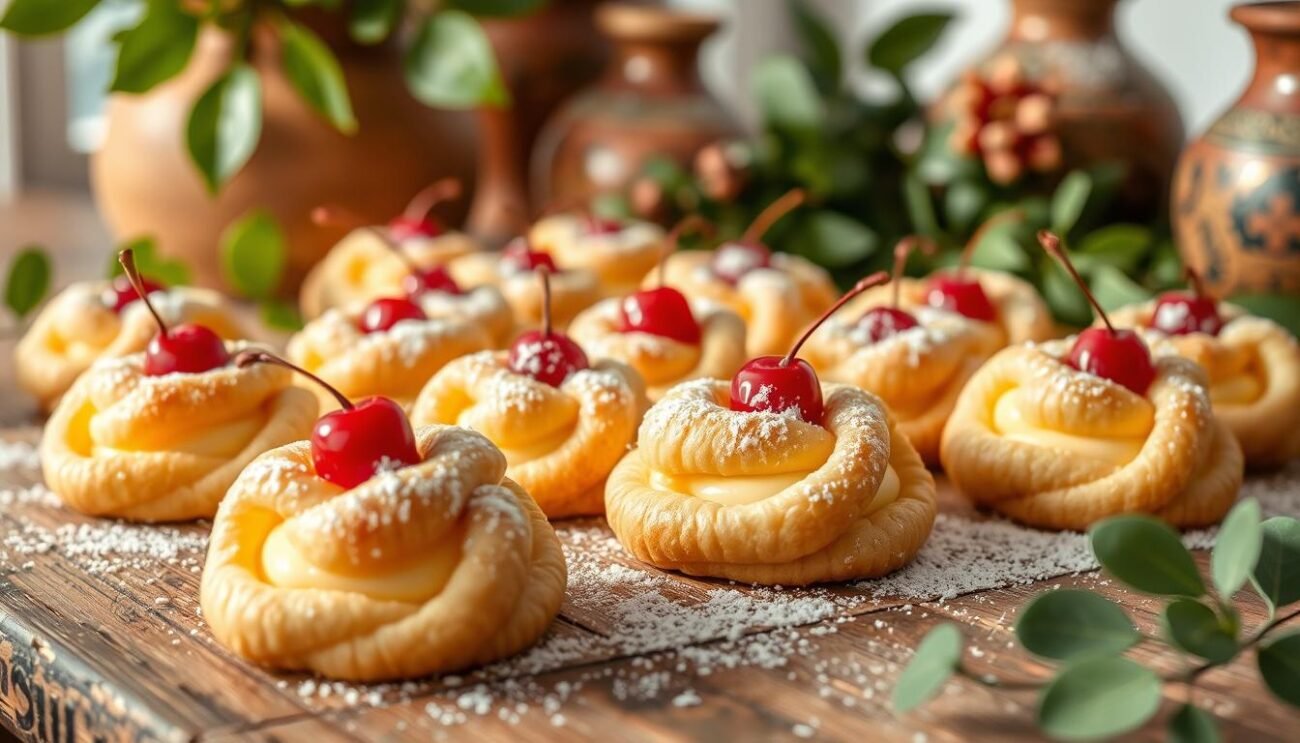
[970,226,1029,273]
[107,237,192,287]
[1037,656,1161,741]
[1041,257,1092,326]
[1168,703,1220,743]
[0,0,98,36]
[1212,498,1262,598]
[798,211,878,268]
[1231,294,1300,338]
[752,55,823,132]
[4,246,51,319]
[406,11,509,109]
[866,12,954,77]
[110,0,198,94]
[1252,517,1300,612]
[1090,515,1206,597]
[279,19,357,134]
[1258,632,1300,708]
[447,0,546,16]
[1015,589,1138,661]
[1148,239,1185,290]
[1050,171,1092,234]
[944,180,988,236]
[892,623,962,713]
[186,64,262,194]
[1089,265,1151,312]
[788,0,841,93]
[349,0,400,45]
[260,299,304,332]
[220,210,286,299]
[903,172,940,238]
[1076,224,1151,275]
[1163,599,1238,664]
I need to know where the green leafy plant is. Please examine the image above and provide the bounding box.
[106,236,192,286]
[0,0,533,192]
[3,245,52,321]
[220,209,303,331]
[895,499,1300,741]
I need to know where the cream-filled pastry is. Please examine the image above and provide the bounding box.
[529,213,667,298]
[200,421,566,681]
[16,278,248,412]
[885,266,1055,346]
[299,180,483,319]
[449,239,601,331]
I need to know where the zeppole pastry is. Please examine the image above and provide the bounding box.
[450,238,601,331]
[940,233,1243,531]
[605,274,937,585]
[412,270,646,518]
[802,239,1003,464]
[1103,271,1300,468]
[568,217,747,401]
[653,190,838,357]
[16,272,248,412]
[529,212,667,298]
[40,251,316,521]
[299,180,483,319]
[201,351,565,681]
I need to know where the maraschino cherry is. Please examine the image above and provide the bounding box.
[501,237,559,273]
[234,351,421,488]
[507,267,589,387]
[711,189,806,284]
[1038,231,1156,395]
[357,297,426,334]
[616,216,712,344]
[311,206,462,300]
[1149,267,1223,337]
[730,272,890,424]
[858,237,934,342]
[117,249,230,377]
[582,212,624,235]
[925,211,1023,322]
[102,274,164,313]
[387,178,461,241]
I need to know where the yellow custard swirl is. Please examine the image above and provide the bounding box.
[651,465,902,513]
[992,388,1148,466]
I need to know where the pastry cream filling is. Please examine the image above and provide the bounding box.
[650,466,902,509]
[456,412,574,466]
[260,524,462,603]
[1210,373,1263,406]
[992,390,1146,466]
[91,412,268,459]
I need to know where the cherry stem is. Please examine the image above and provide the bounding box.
[117,249,169,338]
[1184,265,1210,301]
[659,215,714,288]
[960,209,1025,275]
[234,350,354,411]
[891,236,934,309]
[783,271,890,367]
[743,188,805,244]
[403,178,461,223]
[1037,230,1116,334]
[538,265,554,336]
[311,204,367,231]
[361,225,425,278]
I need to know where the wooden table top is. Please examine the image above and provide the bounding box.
[1,193,1297,742]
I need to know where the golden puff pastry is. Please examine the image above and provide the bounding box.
[287,308,493,412]
[655,250,838,357]
[16,282,249,412]
[567,297,747,401]
[802,306,1003,465]
[604,380,936,585]
[528,213,667,297]
[887,267,1056,345]
[40,343,317,521]
[410,351,646,518]
[200,425,566,681]
[1106,302,1300,468]
[940,342,1243,531]
[450,252,601,332]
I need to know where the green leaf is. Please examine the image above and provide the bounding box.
[279,19,357,134]
[798,211,878,268]
[903,172,940,238]
[1041,257,1093,326]
[866,12,955,77]
[260,299,304,332]
[4,246,52,319]
[752,55,823,132]
[1089,265,1151,312]
[1231,294,1300,338]
[0,0,98,36]
[108,236,192,286]
[1212,498,1262,598]
[1050,170,1092,234]
[970,226,1029,273]
[1252,517,1300,612]
[405,11,509,109]
[944,180,988,236]
[1168,704,1220,743]
[110,0,198,94]
[1090,515,1206,597]
[446,0,545,16]
[1076,224,1151,275]
[892,623,962,713]
[220,210,286,299]
[1258,632,1300,708]
[1014,589,1138,661]
[1037,656,1161,740]
[186,64,262,193]
[349,0,401,44]
[1163,599,1238,664]
[787,0,841,92]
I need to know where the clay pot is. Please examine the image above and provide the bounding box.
[937,0,1185,221]
[530,3,739,210]
[91,14,475,293]
[1173,2,1300,296]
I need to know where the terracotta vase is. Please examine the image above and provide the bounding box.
[91,13,475,293]
[470,0,611,246]
[1173,2,1300,296]
[530,3,739,210]
[939,0,1185,221]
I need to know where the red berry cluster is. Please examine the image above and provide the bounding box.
[948,57,1062,186]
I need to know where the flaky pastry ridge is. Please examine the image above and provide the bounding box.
[450,255,601,331]
[529,214,667,298]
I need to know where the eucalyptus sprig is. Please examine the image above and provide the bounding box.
[3,246,52,322]
[895,499,1300,741]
